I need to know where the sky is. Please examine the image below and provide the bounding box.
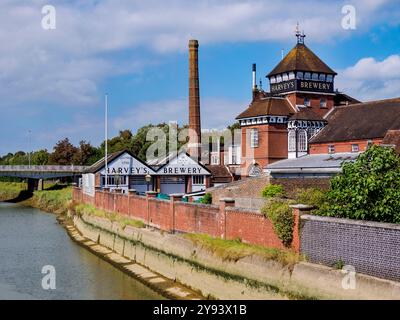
[0,0,399,155]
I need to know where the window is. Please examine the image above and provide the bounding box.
[250,129,259,148]
[351,144,359,152]
[320,98,327,108]
[192,175,205,185]
[296,72,304,79]
[304,72,311,80]
[328,145,335,154]
[288,130,296,152]
[101,175,127,186]
[312,73,318,80]
[288,72,295,79]
[282,73,288,81]
[270,76,276,84]
[304,97,311,107]
[276,74,282,83]
[211,153,219,165]
[298,130,307,152]
[319,74,326,81]
[326,75,333,82]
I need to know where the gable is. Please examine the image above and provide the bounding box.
[157,153,211,175]
[100,152,156,175]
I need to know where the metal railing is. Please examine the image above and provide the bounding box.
[0,165,89,172]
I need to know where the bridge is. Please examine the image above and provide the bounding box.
[0,165,89,191]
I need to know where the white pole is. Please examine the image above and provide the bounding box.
[105,94,108,188]
[28,130,31,168]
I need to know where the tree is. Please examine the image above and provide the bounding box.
[73,141,98,165]
[31,149,50,165]
[318,145,400,223]
[49,138,78,165]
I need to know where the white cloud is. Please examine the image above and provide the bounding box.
[336,54,400,101]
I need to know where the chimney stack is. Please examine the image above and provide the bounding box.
[188,39,201,160]
[252,63,258,100]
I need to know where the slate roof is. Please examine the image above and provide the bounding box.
[85,150,127,173]
[236,97,295,119]
[310,97,400,144]
[267,43,337,77]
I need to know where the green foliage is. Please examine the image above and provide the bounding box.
[30,187,72,215]
[183,233,299,265]
[200,193,212,204]
[333,259,345,270]
[0,182,26,201]
[317,145,400,223]
[295,188,327,208]
[261,200,294,247]
[261,184,285,199]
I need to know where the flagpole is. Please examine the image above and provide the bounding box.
[105,94,108,188]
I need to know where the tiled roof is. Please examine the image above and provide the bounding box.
[206,165,233,183]
[289,108,326,122]
[382,130,400,154]
[236,97,294,119]
[267,43,337,77]
[310,97,400,144]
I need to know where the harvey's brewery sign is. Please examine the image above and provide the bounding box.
[270,79,334,94]
[100,152,156,176]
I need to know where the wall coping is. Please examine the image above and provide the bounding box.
[290,204,315,210]
[225,206,262,215]
[301,214,400,231]
[174,201,219,210]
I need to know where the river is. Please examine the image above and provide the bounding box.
[0,202,164,300]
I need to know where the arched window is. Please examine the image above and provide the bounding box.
[326,75,333,82]
[304,72,311,80]
[282,73,289,81]
[288,72,295,79]
[298,130,307,152]
[296,72,304,79]
[248,163,262,177]
[276,74,282,82]
[312,73,318,80]
[288,130,296,152]
[270,76,276,84]
[319,74,326,81]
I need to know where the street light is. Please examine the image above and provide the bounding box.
[28,130,32,168]
[145,174,152,192]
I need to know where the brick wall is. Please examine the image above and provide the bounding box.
[300,214,400,282]
[72,187,300,251]
[271,177,331,198]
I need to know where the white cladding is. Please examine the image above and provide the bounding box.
[82,173,95,196]
[100,152,156,175]
[159,153,210,175]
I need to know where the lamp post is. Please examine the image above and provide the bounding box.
[145,174,151,192]
[28,130,32,168]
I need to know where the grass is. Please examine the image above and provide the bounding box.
[29,187,72,215]
[0,182,26,201]
[74,203,145,229]
[183,233,301,266]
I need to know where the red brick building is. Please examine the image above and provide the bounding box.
[236,30,357,176]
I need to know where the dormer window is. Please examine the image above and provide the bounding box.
[326,75,333,82]
[296,72,304,79]
[304,72,311,80]
[319,74,326,81]
[312,73,318,81]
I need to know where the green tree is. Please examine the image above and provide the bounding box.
[31,149,50,165]
[318,145,400,223]
[73,141,98,165]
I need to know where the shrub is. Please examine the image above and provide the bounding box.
[317,145,400,223]
[200,193,212,204]
[261,184,284,199]
[261,199,294,247]
[295,188,327,208]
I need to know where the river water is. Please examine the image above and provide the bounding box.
[0,202,164,300]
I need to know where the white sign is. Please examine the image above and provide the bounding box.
[159,153,210,175]
[100,152,156,175]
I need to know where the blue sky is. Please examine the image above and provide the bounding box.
[0,0,399,155]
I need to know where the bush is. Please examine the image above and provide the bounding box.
[261,199,294,247]
[261,184,284,199]
[295,188,327,208]
[317,145,400,223]
[200,193,212,204]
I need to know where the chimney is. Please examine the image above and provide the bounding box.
[252,63,258,100]
[188,39,201,160]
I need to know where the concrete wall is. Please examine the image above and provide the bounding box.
[301,214,400,282]
[74,213,400,300]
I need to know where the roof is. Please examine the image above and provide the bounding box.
[382,130,400,154]
[206,165,233,183]
[334,92,361,106]
[310,97,400,144]
[267,43,337,77]
[266,152,359,176]
[86,150,127,173]
[289,108,326,122]
[236,97,294,119]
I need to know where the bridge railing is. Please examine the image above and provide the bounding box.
[0,165,89,172]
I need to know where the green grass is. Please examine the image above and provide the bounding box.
[29,187,72,215]
[0,182,26,201]
[74,203,145,229]
[183,233,301,266]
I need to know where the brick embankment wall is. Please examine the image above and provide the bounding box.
[72,187,299,251]
[301,214,400,282]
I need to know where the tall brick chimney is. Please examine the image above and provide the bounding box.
[188,39,201,160]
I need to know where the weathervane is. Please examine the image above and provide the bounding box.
[295,22,306,44]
